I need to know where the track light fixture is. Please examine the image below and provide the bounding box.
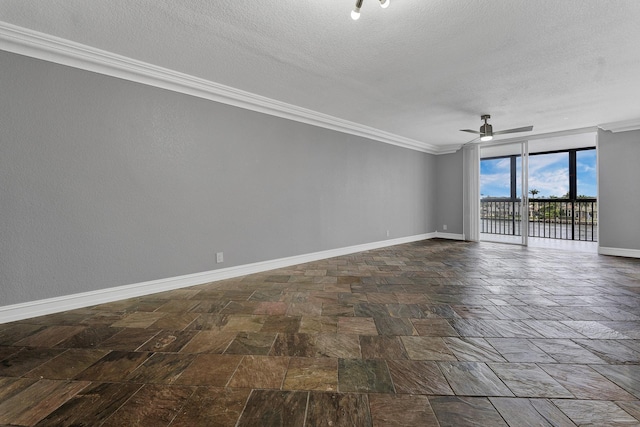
[351,0,390,20]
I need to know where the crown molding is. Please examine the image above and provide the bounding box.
[0,21,440,154]
[599,118,640,133]
[434,145,463,155]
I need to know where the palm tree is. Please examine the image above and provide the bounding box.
[528,189,541,220]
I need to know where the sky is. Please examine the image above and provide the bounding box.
[480,149,597,198]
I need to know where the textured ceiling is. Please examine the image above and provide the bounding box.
[2,0,640,150]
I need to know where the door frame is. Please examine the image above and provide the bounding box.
[478,139,530,246]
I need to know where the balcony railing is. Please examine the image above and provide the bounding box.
[481,198,597,242]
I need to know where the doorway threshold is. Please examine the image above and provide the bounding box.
[480,234,598,253]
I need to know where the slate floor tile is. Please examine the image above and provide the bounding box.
[259,316,301,333]
[0,324,47,345]
[170,387,250,427]
[228,355,290,389]
[488,362,573,398]
[552,399,640,426]
[269,333,317,357]
[575,339,640,363]
[283,357,338,391]
[540,363,636,400]
[14,326,86,348]
[443,336,507,362]
[530,338,606,363]
[174,354,243,386]
[591,365,640,398]
[489,397,566,427]
[486,338,556,363]
[438,361,514,396]
[0,379,90,426]
[299,316,338,333]
[306,392,372,427]
[369,394,439,427]
[226,332,277,355]
[429,396,508,427]
[136,329,198,352]
[616,401,640,422]
[126,352,195,384]
[387,359,454,395]
[33,382,142,427]
[101,384,194,427]
[338,359,394,393]
[179,330,236,354]
[236,390,308,427]
[374,316,417,336]
[562,321,631,339]
[0,347,65,377]
[25,348,109,380]
[110,312,166,328]
[411,319,459,336]
[96,328,160,351]
[401,336,457,360]
[360,336,408,360]
[0,377,39,402]
[528,398,579,427]
[337,317,378,335]
[315,333,361,358]
[74,351,151,382]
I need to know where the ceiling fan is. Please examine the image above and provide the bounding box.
[461,114,533,143]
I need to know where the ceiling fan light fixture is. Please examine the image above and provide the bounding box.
[480,122,493,141]
[379,0,390,9]
[460,114,533,144]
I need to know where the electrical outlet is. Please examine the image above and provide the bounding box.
[386,230,390,237]
[216,252,224,263]
[443,224,448,231]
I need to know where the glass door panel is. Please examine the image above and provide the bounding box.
[480,141,528,245]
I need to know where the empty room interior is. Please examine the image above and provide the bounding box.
[2,1,640,426]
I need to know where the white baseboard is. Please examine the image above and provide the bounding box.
[0,233,436,323]
[433,232,465,240]
[598,246,640,259]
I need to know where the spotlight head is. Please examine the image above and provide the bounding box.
[352,0,364,20]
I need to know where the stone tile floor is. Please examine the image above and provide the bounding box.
[1,239,639,426]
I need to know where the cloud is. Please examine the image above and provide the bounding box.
[480,149,596,199]
[528,169,570,197]
[481,172,511,197]
[528,152,567,175]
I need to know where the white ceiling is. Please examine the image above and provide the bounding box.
[2,0,640,151]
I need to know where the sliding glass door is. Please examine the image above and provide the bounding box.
[480,141,529,245]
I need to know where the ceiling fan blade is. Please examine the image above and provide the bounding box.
[460,129,482,134]
[493,125,533,135]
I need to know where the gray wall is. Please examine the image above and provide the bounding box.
[0,51,436,306]
[435,150,464,235]
[598,128,640,251]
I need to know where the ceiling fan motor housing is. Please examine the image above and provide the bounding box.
[480,123,493,136]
